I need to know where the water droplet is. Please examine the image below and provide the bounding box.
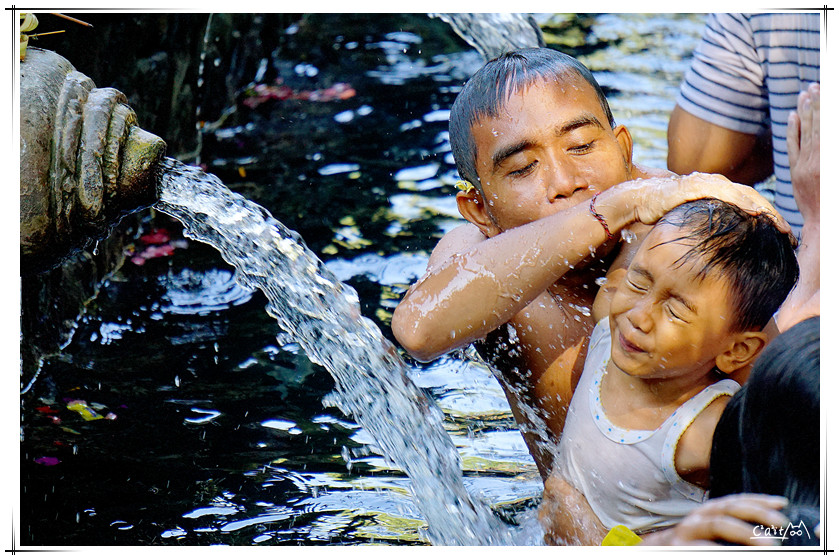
[621,229,637,243]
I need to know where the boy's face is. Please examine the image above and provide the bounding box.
[469,75,633,233]
[608,223,740,380]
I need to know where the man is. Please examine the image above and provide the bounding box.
[391,48,783,477]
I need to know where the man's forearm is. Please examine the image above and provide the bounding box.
[392,197,625,361]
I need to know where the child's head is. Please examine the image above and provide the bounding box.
[609,199,799,379]
[448,48,632,236]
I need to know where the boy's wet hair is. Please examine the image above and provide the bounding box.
[449,48,615,191]
[655,198,799,332]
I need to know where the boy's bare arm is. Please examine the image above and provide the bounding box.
[392,174,786,363]
[674,396,730,488]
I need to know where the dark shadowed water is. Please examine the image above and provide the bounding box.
[20,13,704,546]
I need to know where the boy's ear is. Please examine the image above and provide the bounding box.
[456,190,502,237]
[612,124,633,171]
[715,331,768,375]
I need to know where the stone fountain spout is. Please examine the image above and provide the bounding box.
[20,47,167,275]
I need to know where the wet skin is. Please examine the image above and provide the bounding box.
[468,75,634,235]
[596,222,766,487]
[608,222,738,387]
[454,76,651,475]
[392,71,723,478]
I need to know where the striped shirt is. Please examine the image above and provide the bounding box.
[676,13,820,237]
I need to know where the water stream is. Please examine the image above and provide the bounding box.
[155,157,515,545]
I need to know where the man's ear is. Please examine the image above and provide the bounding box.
[715,331,768,374]
[613,124,633,172]
[456,190,501,237]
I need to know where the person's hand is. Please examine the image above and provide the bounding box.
[641,494,790,546]
[617,172,790,234]
[539,471,608,545]
[787,83,820,228]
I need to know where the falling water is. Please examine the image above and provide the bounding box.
[430,13,545,60]
[154,157,516,545]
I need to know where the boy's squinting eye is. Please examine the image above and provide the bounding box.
[625,278,648,293]
[664,302,687,322]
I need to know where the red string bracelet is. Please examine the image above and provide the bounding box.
[589,193,613,240]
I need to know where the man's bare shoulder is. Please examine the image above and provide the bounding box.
[632,164,676,180]
[426,223,488,269]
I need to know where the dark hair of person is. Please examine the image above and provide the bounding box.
[449,47,615,191]
[710,316,820,507]
[654,198,799,332]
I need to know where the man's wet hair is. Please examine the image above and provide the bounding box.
[654,198,799,332]
[449,48,615,192]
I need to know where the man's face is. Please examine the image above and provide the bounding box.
[470,75,633,233]
[608,223,738,380]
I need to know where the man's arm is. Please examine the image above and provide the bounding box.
[667,14,774,186]
[667,105,774,186]
[391,174,787,363]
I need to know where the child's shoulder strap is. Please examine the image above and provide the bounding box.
[659,379,740,501]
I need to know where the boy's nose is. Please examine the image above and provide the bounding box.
[626,298,654,333]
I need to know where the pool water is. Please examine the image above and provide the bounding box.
[20,13,705,546]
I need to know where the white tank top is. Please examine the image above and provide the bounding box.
[556,318,740,534]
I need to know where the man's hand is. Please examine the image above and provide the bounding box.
[641,494,789,546]
[603,172,790,233]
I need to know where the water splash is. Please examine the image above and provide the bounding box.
[620,229,637,243]
[431,13,545,60]
[154,158,514,545]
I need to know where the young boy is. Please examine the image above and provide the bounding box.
[540,198,799,543]
[391,48,786,477]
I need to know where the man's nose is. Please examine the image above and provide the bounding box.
[543,159,588,201]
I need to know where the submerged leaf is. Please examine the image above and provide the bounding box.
[66,400,104,421]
